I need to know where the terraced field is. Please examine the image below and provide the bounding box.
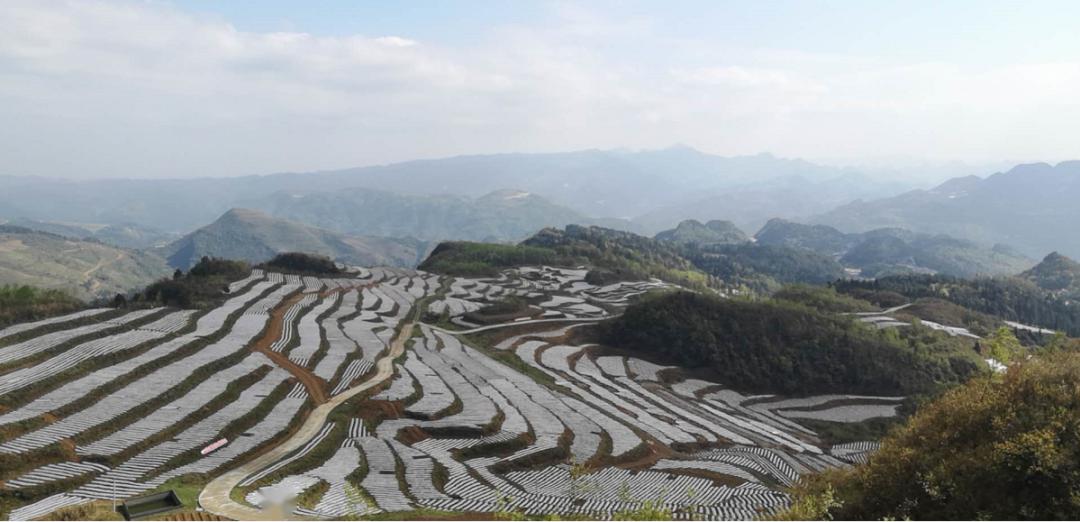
[0,265,897,520]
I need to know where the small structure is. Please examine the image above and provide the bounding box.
[119,490,182,520]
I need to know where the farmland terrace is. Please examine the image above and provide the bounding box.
[0,265,898,521]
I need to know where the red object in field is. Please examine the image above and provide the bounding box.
[201,438,228,455]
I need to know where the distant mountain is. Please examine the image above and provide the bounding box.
[633,170,911,234]
[160,209,428,269]
[241,188,634,242]
[2,218,178,249]
[813,161,1080,259]
[755,219,1033,278]
[1021,252,1080,294]
[654,219,748,246]
[0,225,170,300]
[0,148,914,237]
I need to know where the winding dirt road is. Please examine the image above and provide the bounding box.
[198,319,414,520]
[251,292,329,404]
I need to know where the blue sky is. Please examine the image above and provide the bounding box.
[0,1,1078,179]
[171,0,1080,64]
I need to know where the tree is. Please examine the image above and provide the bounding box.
[987,326,1022,364]
[112,293,127,308]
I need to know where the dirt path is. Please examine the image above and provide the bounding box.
[81,251,125,294]
[198,318,415,520]
[250,292,328,404]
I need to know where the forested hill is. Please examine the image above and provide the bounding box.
[596,290,985,395]
[835,255,1080,336]
[1021,251,1080,293]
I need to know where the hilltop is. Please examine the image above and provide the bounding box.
[654,219,749,246]
[1021,252,1080,294]
[0,225,170,300]
[160,208,428,269]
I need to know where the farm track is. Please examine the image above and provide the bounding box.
[251,293,328,405]
[198,319,415,520]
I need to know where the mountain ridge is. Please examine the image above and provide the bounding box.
[813,161,1080,258]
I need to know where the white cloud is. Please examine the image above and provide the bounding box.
[0,0,1078,179]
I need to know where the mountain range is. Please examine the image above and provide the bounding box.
[0,147,912,238]
[814,161,1080,259]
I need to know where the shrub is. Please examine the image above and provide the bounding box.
[784,351,1080,520]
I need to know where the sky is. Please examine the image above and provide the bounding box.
[1,0,1079,179]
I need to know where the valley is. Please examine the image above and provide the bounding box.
[0,260,919,521]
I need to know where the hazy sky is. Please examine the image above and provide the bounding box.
[1,0,1078,179]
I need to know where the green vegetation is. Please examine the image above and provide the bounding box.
[0,285,83,328]
[138,256,251,308]
[784,351,1080,520]
[684,244,845,294]
[260,252,343,276]
[985,326,1022,363]
[772,285,875,314]
[835,272,1080,336]
[597,291,986,395]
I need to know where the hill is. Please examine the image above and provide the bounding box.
[786,351,1080,520]
[813,161,1080,259]
[242,188,635,242]
[755,219,1032,277]
[653,219,748,246]
[1020,251,1080,294]
[596,290,985,395]
[0,225,170,300]
[160,208,428,269]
